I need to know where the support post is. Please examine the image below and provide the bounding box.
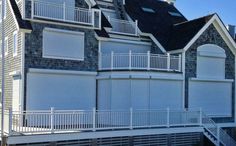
[8,108,12,136]
[99,52,102,70]
[130,108,133,130]
[135,20,138,36]
[199,108,202,126]
[129,50,132,70]
[167,107,170,128]
[111,51,114,70]
[178,54,182,72]
[93,107,96,132]
[50,107,54,133]
[31,0,34,19]
[63,2,66,21]
[147,51,150,70]
[167,53,170,71]
[217,126,220,146]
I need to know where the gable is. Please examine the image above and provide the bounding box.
[184,14,236,56]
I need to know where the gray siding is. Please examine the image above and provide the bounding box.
[0,0,23,109]
[185,24,235,123]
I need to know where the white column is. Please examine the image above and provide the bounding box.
[63,2,66,21]
[167,53,170,71]
[130,108,133,130]
[92,107,96,132]
[167,107,170,128]
[8,108,12,136]
[129,50,132,70]
[31,0,34,19]
[111,51,114,70]
[147,51,150,70]
[50,107,55,133]
[178,54,182,72]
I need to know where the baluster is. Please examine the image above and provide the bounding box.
[50,107,54,133]
[129,50,132,70]
[111,51,114,70]
[167,53,170,71]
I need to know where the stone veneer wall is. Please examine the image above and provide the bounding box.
[185,24,235,123]
[24,22,98,110]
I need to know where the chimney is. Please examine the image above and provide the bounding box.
[227,25,235,39]
[164,0,176,5]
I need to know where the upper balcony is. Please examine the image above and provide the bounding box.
[19,0,101,28]
[107,17,138,36]
[99,51,182,72]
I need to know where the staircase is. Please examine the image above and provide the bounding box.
[113,0,127,20]
[202,114,236,146]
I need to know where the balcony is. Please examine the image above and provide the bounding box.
[22,0,101,27]
[1,108,236,145]
[107,17,138,36]
[99,51,182,72]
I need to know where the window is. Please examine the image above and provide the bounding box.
[43,28,85,60]
[168,11,182,17]
[0,37,8,56]
[13,31,18,57]
[197,44,226,79]
[0,0,7,20]
[141,7,155,13]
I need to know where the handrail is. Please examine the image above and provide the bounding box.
[100,51,182,72]
[202,113,236,146]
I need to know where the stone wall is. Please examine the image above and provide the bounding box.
[185,24,235,123]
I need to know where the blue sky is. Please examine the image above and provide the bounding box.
[175,0,236,25]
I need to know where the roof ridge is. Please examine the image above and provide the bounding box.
[173,13,216,26]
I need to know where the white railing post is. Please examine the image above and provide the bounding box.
[199,108,202,126]
[91,9,95,27]
[147,51,150,70]
[167,107,170,128]
[167,53,170,71]
[63,2,66,21]
[99,52,102,70]
[217,126,220,146]
[135,20,138,36]
[50,107,54,133]
[123,0,126,5]
[31,0,34,19]
[178,54,182,72]
[129,50,132,70]
[92,107,96,132]
[130,108,133,130]
[8,108,12,135]
[111,51,114,70]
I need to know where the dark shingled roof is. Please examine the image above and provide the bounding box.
[124,0,214,51]
[125,0,187,50]
[167,14,214,51]
[9,0,32,30]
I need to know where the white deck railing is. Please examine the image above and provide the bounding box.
[100,51,182,72]
[1,108,236,146]
[10,108,200,134]
[108,17,138,35]
[23,0,101,26]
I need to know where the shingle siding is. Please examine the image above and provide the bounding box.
[0,0,23,109]
[185,24,235,123]
[24,23,99,71]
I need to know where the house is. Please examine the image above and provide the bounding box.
[0,0,236,145]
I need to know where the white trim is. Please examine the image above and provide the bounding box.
[167,49,184,54]
[4,36,8,56]
[184,14,236,55]
[189,77,234,83]
[28,68,97,76]
[42,55,85,61]
[102,38,152,46]
[44,27,85,36]
[7,127,203,144]
[9,70,21,76]
[183,15,216,51]
[20,32,25,112]
[7,0,20,31]
[13,31,18,57]
[182,51,186,109]
[100,8,116,13]
[23,18,100,30]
